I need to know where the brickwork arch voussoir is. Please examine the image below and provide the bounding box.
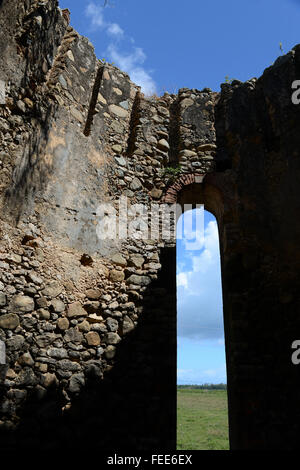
[163,173,205,203]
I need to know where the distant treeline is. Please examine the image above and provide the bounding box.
[177,383,227,390]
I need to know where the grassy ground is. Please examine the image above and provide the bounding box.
[177,388,229,450]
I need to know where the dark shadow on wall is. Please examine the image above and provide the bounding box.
[0,247,177,451]
[4,102,58,224]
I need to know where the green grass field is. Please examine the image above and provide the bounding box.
[177,388,229,450]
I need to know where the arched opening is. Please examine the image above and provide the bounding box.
[175,180,229,450]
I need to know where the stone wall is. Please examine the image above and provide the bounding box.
[1,0,300,451]
[0,0,217,450]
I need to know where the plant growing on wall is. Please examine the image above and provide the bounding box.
[161,165,182,183]
[279,42,284,54]
[99,58,115,66]
[224,76,235,84]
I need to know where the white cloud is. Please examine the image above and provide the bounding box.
[85,3,105,29]
[107,44,157,96]
[107,44,145,74]
[177,218,224,341]
[107,23,124,37]
[85,2,157,96]
[191,221,219,274]
[177,272,188,289]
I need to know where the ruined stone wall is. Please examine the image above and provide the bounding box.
[0,0,219,451]
[1,0,300,452]
[214,51,300,450]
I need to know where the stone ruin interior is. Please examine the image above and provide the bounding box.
[1,0,300,451]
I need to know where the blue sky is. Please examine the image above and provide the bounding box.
[59,0,300,383]
[60,0,300,95]
[177,210,226,385]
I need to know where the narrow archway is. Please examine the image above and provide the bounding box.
[163,174,232,449]
[176,207,229,450]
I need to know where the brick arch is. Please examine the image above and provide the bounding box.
[163,173,205,203]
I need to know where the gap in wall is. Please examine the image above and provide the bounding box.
[176,208,229,450]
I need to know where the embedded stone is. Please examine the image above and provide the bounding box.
[42,373,57,388]
[97,92,107,104]
[122,315,135,334]
[126,274,151,286]
[67,301,87,318]
[104,332,121,345]
[103,69,110,80]
[16,368,37,386]
[128,255,145,269]
[105,345,116,359]
[107,317,119,332]
[112,144,123,154]
[38,308,51,320]
[9,295,34,313]
[119,100,129,110]
[108,301,119,310]
[85,331,101,346]
[6,335,25,351]
[197,143,217,152]
[86,288,102,300]
[179,149,197,158]
[39,364,48,373]
[58,360,81,372]
[0,80,5,104]
[58,75,68,88]
[70,106,84,123]
[130,177,142,190]
[111,253,127,267]
[109,104,128,118]
[111,121,124,134]
[7,389,27,403]
[35,333,56,348]
[113,87,122,95]
[150,188,163,200]
[68,373,85,393]
[36,297,48,308]
[180,98,194,108]
[0,293,7,307]
[47,348,68,359]
[51,299,65,313]
[78,320,90,332]
[157,139,170,152]
[64,327,83,343]
[7,254,22,264]
[57,317,70,331]
[145,262,162,270]
[122,302,135,311]
[110,270,125,282]
[66,50,75,61]
[23,97,33,108]
[6,369,17,380]
[153,115,163,124]
[87,313,104,323]
[115,156,127,167]
[18,352,34,366]
[157,106,169,116]
[42,282,62,298]
[28,271,43,286]
[16,100,26,113]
